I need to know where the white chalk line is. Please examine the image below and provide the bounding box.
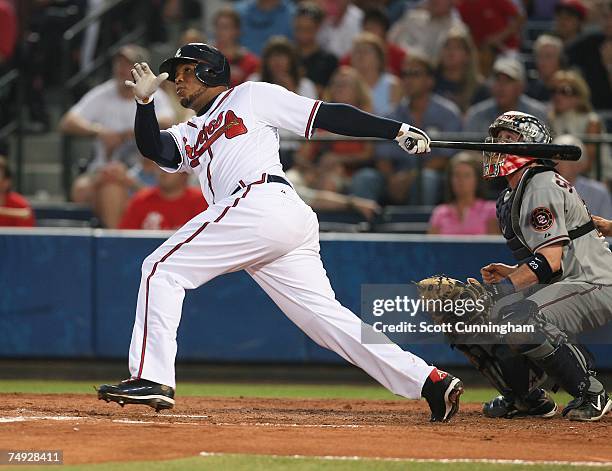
[0,415,367,428]
[0,416,89,423]
[199,451,612,468]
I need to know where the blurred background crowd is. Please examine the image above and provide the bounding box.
[0,0,610,234]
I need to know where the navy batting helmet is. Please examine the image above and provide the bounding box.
[159,43,230,87]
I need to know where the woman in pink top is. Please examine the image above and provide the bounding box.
[428,152,499,235]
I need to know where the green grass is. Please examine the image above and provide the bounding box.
[0,379,573,405]
[6,453,606,471]
[0,379,575,404]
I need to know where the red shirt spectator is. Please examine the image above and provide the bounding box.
[119,172,207,230]
[456,0,524,51]
[0,0,17,64]
[120,186,207,230]
[0,156,35,227]
[0,192,35,227]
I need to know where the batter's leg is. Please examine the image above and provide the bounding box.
[248,247,443,400]
[127,188,311,388]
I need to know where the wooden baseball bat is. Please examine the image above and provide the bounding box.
[429,141,582,161]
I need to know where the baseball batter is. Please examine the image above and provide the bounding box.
[97,43,463,422]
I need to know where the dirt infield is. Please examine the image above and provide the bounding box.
[0,393,610,465]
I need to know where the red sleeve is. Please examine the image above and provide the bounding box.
[119,193,148,229]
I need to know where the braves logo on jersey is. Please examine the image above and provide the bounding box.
[183,110,248,168]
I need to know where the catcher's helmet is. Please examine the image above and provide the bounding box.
[483,111,553,179]
[159,43,230,87]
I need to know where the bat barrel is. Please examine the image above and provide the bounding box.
[429,141,581,161]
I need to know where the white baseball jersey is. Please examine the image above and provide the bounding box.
[163,81,322,204]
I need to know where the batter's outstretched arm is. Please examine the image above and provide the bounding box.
[313,103,431,154]
[134,102,181,169]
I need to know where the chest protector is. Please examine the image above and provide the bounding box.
[495,166,596,263]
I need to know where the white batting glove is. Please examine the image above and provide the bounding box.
[124,62,169,104]
[395,123,431,154]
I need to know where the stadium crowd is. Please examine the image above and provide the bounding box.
[0,0,611,233]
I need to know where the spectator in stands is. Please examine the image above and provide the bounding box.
[317,0,364,59]
[464,56,549,137]
[213,6,259,88]
[548,69,611,179]
[373,53,463,205]
[553,0,587,44]
[565,2,612,110]
[59,45,175,229]
[297,66,374,197]
[554,134,612,219]
[526,34,566,103]
[388,0,466,61]
[434,26,490,113]
[350,32,401,116]
[0,155,35,227]
[293,2,338,96]
[428,152,498,235]
[119,169,207,230]
[251,35,317,97]
[455,0,525,76]
[339,6,406,77]
[234,0,295,56]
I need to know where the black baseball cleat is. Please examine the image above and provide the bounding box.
[97,378,175,412]
[483,389,557,419]
[421,368,464,422]
[562,390,612,422]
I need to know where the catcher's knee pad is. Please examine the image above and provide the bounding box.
[497,299,548,349]
[454,343,546,398]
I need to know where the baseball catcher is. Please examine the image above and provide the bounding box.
[419,112,612,421]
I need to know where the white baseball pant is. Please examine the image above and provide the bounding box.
[128,179,434,397]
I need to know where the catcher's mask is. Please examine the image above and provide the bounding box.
[159,43,230,87]
[483,111,553,179]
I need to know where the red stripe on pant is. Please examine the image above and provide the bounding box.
[136,174,266,379]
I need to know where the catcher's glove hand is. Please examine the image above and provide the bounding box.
[415,275,492,324]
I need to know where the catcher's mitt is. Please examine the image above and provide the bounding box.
[415,275,492,326]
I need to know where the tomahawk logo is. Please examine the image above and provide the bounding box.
[184,110,248,168]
